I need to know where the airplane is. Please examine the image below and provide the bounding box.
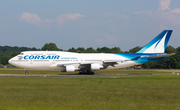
[8,30,175,75]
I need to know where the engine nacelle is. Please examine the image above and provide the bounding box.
[61,65,75,72]
[91,64,102,71]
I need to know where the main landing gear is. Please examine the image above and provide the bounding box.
[79,70,94,75]
[25,69,28,75]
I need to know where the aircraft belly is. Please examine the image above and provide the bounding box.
[107,61,139,69]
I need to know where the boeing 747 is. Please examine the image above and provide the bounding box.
[9,30,175,75]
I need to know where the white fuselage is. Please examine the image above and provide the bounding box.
[9,51,138,71]
[8,30,173,73]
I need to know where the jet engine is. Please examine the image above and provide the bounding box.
[91,64,102,71]
[61,65,75,72]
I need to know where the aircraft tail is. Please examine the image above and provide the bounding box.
[137,30,173,53]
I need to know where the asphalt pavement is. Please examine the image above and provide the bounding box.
[0,74,127,78]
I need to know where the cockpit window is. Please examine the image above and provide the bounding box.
[19,53,24,55]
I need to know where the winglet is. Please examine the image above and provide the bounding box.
[137,30,173,53]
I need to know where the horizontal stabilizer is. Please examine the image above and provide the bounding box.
[146,53,176,58]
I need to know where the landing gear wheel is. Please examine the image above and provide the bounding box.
[79,72,86,75]
[79,71,95,75]
[89,72,94,75]
[25,69,28,75]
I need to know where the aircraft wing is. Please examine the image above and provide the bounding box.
[103,60,124,63]
[103,60,126,67]
[56,62,101,68]
[55,62,103,71]
[57,63,80,67]
[55,60,124,68]
[57,62,98,66]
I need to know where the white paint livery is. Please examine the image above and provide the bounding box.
[8,30,174,74]
[143,32,167,53]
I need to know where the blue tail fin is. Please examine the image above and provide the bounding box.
[137,30,173,53]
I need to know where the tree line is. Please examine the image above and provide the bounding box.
[0,43,180,69]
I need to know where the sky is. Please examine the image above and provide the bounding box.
[0,0,180,51]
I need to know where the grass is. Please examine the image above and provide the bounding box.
[0,68,78,75]
[0,69,180,109]
[0,68,180,75]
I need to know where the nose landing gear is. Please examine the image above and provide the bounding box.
[25,69,28,75]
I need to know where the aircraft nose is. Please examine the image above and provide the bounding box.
[8,58,13,64]
[8,57,17,66]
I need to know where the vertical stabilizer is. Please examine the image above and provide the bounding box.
[137,30,173,53]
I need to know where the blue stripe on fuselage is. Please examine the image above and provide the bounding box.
[110,53,168,64]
